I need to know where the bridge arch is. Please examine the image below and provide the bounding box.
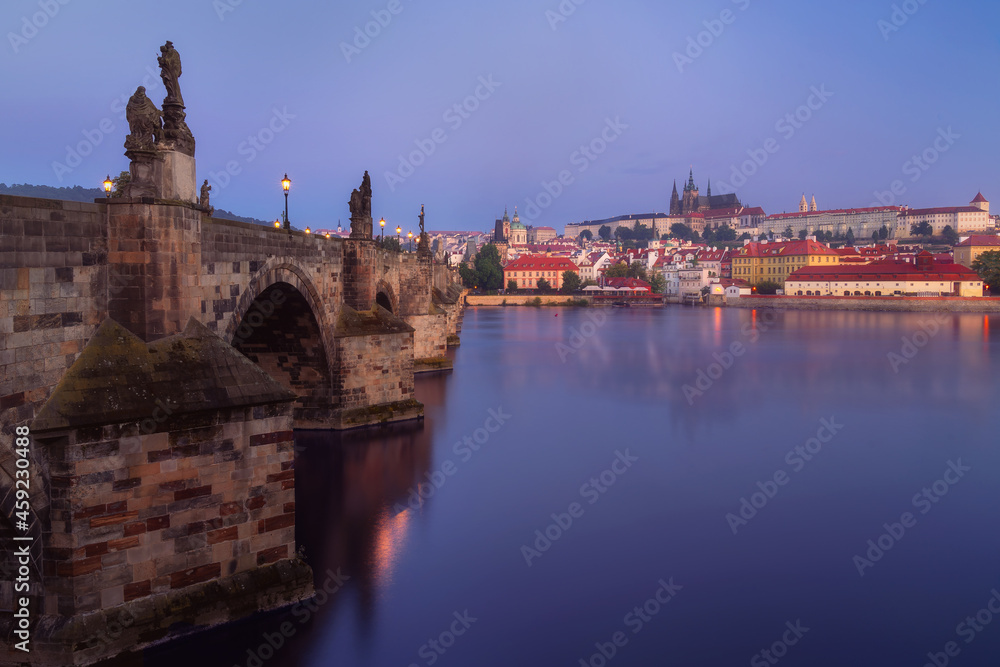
[225,260,337,423]
[375,280,397,314]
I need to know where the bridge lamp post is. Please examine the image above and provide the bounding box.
[274,218,281,229]
[396,225,401,249]
[103,175,113,199]
[281,173,291,232]
[407,230,413,252]
[379,217,386,243]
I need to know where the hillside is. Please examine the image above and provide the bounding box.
[0,183,270,226]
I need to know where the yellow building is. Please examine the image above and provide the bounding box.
[953,235,1000,268]
[731,240,840,287]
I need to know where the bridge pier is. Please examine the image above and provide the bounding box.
[17,318,313,666]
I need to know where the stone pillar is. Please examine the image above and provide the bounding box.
[106,201,202,342]
[341,238,376,311]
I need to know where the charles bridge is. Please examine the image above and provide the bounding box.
[0,42,463,665]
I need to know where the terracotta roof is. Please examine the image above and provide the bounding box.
[954,235,1000,247]
[736,240,838,257]
[786,257,980,282]
[899,206,983,216]
[972,192,989,203]
[503,256,579,271]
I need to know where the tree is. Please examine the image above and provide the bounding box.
[111,170,130,198]
[580,230,593,243]
[845,228,856,246]
[536,277,551,291]
[754,280,782,295]
[702,228,716,244]
[738,232,752,241]
[473,243,504,291]
[799,230,809,240]
[716,224,737,242]
[878,224,890,240]
[378,236,403,253]
[670,223,693,241]
[783,226,794,240]
[561,271,581,293]
[972,251,1000,295]
[942,225,959,246]
[598,225,612,241]
[615,225,633,241]
[690,231,702,243]
[649,272,666,294]
[458,262,477,288]
[507,279,519,293]
[872,230,880,243]
[911,221,933,238]
[605,262,630,278]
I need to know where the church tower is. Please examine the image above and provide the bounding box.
[682,169,699,214]
[810,195,817,212]
[799,194,808,213]
[670,180,680,215]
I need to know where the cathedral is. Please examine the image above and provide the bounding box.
[669,169,742,215]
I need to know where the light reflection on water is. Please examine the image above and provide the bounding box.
[118,307,1000,667]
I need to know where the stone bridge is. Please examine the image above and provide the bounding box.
[0,40,470,664]
[0,189,463,664]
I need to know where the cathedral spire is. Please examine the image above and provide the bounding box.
[707,178,712,198]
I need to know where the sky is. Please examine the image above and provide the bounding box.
[1,0,998,235]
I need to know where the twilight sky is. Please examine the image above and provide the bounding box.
[2,0,998,235]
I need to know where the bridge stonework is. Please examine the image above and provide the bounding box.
[0,192,462,663]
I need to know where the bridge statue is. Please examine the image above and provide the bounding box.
[124,86,162,151]
[349,171,374,238]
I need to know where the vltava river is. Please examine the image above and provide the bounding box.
[128,306,1000,667]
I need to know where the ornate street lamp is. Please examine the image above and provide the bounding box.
[396,225,401,248]
[102,175,113,199]
[379,217,386,242]
[281,173,291,232]
[305,226,311,234]
[407,230,413,252]
[274,218,281,229]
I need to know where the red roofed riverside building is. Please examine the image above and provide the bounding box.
[504,255,579,290]
[953,235,1000,268]
[785,251,984,297]
[731,239,840,287]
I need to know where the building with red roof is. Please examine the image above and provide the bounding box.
[785,251,984,297]
[731,239,840,287]
[953,234,1000,268]
[898,201,991,237]
[504,255,580,290]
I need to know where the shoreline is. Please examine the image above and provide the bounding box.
[717,296,1000,313]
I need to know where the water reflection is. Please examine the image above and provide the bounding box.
[294,371,450,624]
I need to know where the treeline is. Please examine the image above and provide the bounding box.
[0,183,102,202]
[0,182,270,227]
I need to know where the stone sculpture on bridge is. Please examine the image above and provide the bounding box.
[157,40,195,157]
[349,171,374,238]
[124,86,162,151]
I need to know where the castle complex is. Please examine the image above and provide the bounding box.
[669,169,742,215]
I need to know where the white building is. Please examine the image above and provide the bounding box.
[897,194,991,237]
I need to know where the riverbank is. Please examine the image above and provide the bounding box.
[722,295,1000,313]
[465,295,592,306]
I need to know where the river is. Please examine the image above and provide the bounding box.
[120,306,1000,667]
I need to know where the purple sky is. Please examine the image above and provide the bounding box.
[2,0,998,235]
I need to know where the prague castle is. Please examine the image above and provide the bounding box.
[670,169,742,215]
